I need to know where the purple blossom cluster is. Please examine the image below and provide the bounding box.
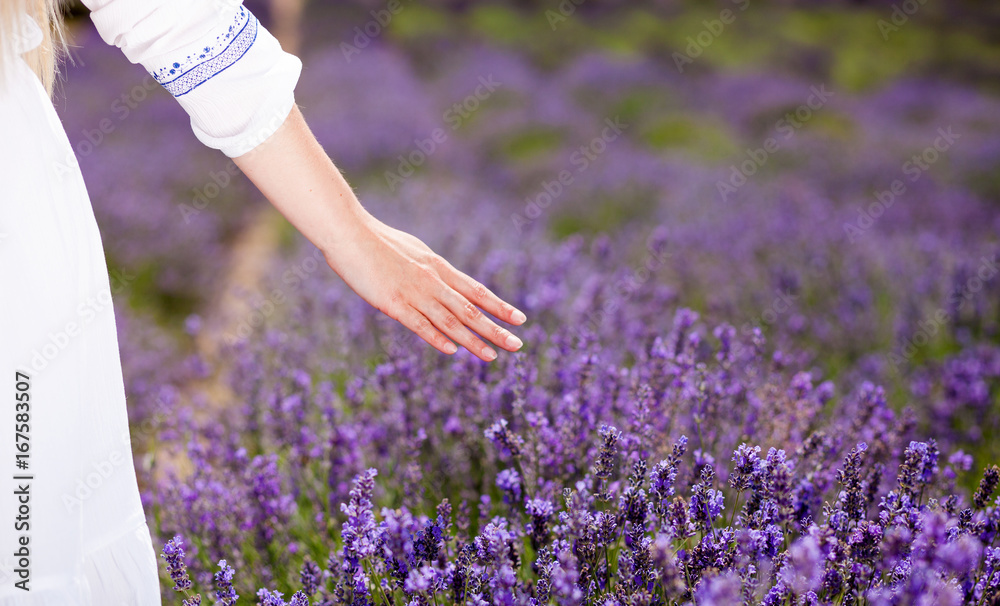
[152,299,1000,605]
[160,396,1000,605]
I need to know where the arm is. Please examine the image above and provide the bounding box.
[233,105,526,362]
[81,0,524,358]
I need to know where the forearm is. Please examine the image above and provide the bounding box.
[231,104,525,361]
[232,104,369,263]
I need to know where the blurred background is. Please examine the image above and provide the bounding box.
[52,0,1000,595]
[56,1,1000,395]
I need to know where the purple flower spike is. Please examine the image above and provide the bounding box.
[730,443,762,491]
[214,559,238,606]
[256,588,286,606]
[299,558,321,596]
[160,535,193,592]
[497,468,523,504]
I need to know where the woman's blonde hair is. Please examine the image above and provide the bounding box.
[0,0,64,95]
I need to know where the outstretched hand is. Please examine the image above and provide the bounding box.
[327,213,526,361]
[233,105,526,361]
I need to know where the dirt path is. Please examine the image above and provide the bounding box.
[191,205,286,405]
[186,0,307,415]
[154,4,304,479]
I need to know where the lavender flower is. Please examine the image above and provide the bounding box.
[593,424,622,480]
[650,436,688,527]
[256,588,286,606]
[341,469,381,561]
[526,498,555,549]
[730,443,762,491]
[837,442,869,522]
[485,419,524,458]
[214,559,238,606]
[898,440,940,499]
[160,535,193,592]
[779,535,823,596]
[690,466,724,533]
[975,465,1000,509]
[414,515,444,565]
[496,468,523,504]
[300,558,321,596]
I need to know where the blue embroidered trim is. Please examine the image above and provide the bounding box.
[152,7,259,98]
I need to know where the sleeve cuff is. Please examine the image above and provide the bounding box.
[192,86,298,158]
[135,5,302,158]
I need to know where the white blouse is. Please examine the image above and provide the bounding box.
[80,0,302,157]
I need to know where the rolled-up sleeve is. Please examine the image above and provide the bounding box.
[81,0,301,157]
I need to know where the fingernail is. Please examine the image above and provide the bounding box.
[505,334,523,350]
[512,309,527,324]
[445,342,458,354]
[483,347,498,361]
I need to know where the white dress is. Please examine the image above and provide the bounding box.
[0,1,300,603]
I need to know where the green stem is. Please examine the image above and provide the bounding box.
[463,564,470,606]
[604,543,611,589]
[728,489,742,527]
[512,455,535,501]
[694,417,705,453]
[365,560,390,606]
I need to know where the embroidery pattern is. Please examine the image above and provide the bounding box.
[152,7,259,98]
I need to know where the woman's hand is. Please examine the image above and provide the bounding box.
[233,105,526,361]
[325,213,526,361]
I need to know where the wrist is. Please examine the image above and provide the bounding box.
[315,202,376,267]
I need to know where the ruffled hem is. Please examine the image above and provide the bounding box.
[0,522,161,606]
[81,522,162,606]
[0,578,90,606]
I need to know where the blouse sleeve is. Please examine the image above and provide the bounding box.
[80,0,302,158]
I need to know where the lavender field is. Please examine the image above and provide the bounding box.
[59,0,1000,604]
